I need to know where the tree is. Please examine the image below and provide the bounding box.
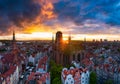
[52,77,62,84]
[90,71,97,84]
[117,48,120,53]
[104,79,113,84]
[50,60,63,84]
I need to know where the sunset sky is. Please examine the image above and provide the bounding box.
[0,0,120,41]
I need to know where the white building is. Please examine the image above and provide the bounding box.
[64,74,74,84]
[29,55,35,65]
[35,52,42,63]
[61,67,90,84]
[81,71,89,84]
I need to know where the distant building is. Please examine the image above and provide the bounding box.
[0,42,3,46]
[104,39,108,42]
[12,30,19,64]
[68,34,71,44]
[13,30,15,42]
[93,39,95,42]
[84,37,86,42]
[100,39,102,42]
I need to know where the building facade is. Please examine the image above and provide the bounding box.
[61,67,90,84]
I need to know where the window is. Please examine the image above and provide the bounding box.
[71,81,73,84]
[73,54,75,60]
[68,78,71,80]
[77,53,80,62]
[87,74,88,77]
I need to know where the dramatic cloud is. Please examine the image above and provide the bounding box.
[53,0,120,25]
[0,0,120,36]
[0,0,40,32]
[0,0,56,34]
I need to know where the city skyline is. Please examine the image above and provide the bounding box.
[0,0,120,41]
[0,32,120,41]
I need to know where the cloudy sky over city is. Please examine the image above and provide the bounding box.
[0,0,120,40]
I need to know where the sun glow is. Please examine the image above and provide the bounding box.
[63,38,68,41]
[31,32,52,38]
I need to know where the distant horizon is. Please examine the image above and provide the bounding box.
[0,32,120,42]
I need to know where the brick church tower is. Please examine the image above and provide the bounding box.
[54,31,64,64]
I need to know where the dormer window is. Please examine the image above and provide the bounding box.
[68,78,71,80]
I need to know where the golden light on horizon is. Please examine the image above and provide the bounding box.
[31,32,52,39]
[0,32,53,40]
[72,34,120,41]
[0,32,120,41]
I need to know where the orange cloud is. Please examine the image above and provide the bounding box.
[18,0,58,34]
[23,24,53,33]
[35,0,57,20]
[41,2,56,19]
[6,0,58,35]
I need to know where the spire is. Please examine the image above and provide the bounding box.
[12,30,18,64]
[84,37,86,42]
[52,33,54,44]
[13,30,15,42]
[12,30,17,50]
[68,33,71,44]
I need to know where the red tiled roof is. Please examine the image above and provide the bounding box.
[28,72,35,81]
[37,56,48,70]
[28,72,50,83]
[82,58,93,66]
[2,65,16,78]
[1,52,21,64]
